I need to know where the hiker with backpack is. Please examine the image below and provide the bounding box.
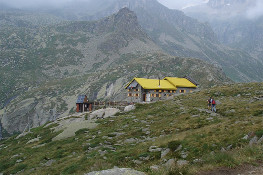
[211,98,216,112]
[207,97,212,110]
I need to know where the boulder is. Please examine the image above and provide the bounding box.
[249,136,258,146]
[161,148,170,158]
[177,160,188,167]
[150,165,159,171]
[26,137,40,144]
[133,160,142,164]
[85,168,146,175]
[124,138,137,144]
[43,159,56,167]
[124,105,136,112]
[242,135,249,140]
[257,136,263,144]
[90,108,120,119]
[164,159,176,168]
[149,146,162,152]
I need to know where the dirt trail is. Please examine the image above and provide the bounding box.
[199,163,263,175]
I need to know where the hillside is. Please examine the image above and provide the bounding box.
[0,8,160,108]
[0,53,230,136]
[0,8,231,135]
[0,83,263,174]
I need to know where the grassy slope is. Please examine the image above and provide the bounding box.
[0,83,263,175]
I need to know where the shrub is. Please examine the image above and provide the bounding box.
[255,130,263,137]
[75,128,89,135]
[168,140,182,151]
[253,110,263,116]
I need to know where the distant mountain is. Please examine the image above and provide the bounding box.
[35,0,263,82]
[207,0,251,9]
[184,0,263,63]
[0,8,230,135]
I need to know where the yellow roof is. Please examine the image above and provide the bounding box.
[126,78,177,90]
[164,77,197,88]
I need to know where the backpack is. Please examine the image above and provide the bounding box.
[212,100,216,105]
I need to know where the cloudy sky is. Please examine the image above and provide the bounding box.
[0,0,208,9]
[157,0,209,9]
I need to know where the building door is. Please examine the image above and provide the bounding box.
[146,93,151,102]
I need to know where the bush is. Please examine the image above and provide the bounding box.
[255,130,263,137]
[75,128,89,135]
[253,110,263,116]
[168,140,181,151]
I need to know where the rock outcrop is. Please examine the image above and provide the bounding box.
[85,168,146,175]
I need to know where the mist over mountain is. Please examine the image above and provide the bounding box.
[184,0,263,62]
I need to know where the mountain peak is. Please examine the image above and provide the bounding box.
[111,7,140,32]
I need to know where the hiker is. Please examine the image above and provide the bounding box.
[207,97,212,110]
[211,98,216,112]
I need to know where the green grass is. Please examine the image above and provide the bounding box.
[0,83,263,174]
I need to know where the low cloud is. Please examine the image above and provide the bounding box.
[246,0,263,19]
[157,0,208,10]
[0,0,72,8]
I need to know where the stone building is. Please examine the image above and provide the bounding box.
[125,77,198,103]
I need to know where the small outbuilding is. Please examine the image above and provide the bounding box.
[76,95,93,112]
[125,76,198,103]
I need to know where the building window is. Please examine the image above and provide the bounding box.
[169,90,172,93]
[180,90,185,93]
[154,90,157,92]
[158,94,161,97]
[159,90,162,93]
[128,89,130,92]
[190,90,193,93]
[135,94,139,97]
[135,89,139,92]
[164,90,167,92]
[128,93,132,97]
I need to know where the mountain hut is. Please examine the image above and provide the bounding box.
[76,95,92,112]
[125,77,198,103]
